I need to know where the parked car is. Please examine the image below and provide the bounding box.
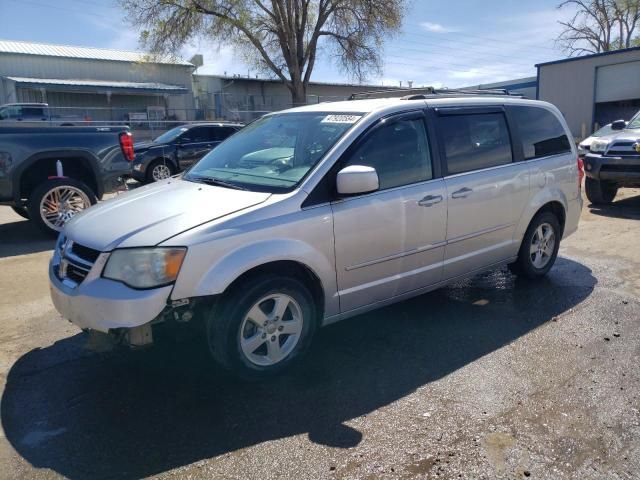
[578,121,627,157]
[0,125,134,234]
[583,112,640,204]
[49,95,582,379]
[131,122,243,183]
[0,103,84,126]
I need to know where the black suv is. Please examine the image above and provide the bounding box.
[132,122,243,183]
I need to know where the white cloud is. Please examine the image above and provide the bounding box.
[419,22,455,33]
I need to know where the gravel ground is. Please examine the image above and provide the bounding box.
[0,189,638,480]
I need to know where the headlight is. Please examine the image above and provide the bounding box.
[103,247,186,288]
[590,140,610,153]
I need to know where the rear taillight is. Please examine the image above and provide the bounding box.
[119,131,135,162]
[577,156,585,188]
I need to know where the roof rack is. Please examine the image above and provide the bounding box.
[348,87,523,100]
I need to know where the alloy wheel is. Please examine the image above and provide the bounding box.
[529,222,556,269]
[239,293,304,367]
[39,186,91,232]
[152,164,172,181]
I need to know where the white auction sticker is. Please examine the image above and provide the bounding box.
[321,114,362,124]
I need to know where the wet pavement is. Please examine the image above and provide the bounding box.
[0,190,638,479]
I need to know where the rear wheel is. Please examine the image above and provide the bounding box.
[28,178,97,236]
[146,160,175,183]
[585,177,617,205]
[207,274,317,380]
[10,206,30,220]
[509,211,561,279]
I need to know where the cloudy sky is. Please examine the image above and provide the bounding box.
[0,0,577,87]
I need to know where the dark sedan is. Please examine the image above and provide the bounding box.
[131,122,243,183]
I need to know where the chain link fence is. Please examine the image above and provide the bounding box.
[3,92,357,141]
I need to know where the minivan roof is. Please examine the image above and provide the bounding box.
[284,96,554,115]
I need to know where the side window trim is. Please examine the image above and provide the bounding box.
[434,107,516,177]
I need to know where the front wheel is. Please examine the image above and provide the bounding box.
[509,211,561,279]
[146,160,175,183]
[585,177,617,205]
[28,178,97,236]
[207,275,318,380]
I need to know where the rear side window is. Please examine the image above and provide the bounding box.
[210,126,237,141]
[439,113,513,175]
[181,126,209,143]
[511,106,571,160]
[344,117,433,190]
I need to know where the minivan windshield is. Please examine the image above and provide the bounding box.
[184,112,362,192]
[153,126,189,143]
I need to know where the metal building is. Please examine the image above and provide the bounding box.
[463,76,537,99]
[192,74,398,122]
[0,40,195,122]
[537,47,640,139]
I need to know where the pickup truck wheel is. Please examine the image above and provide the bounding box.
[28,178,97,235]
[509,211,561,279]
[10,206,30,220]
[585,177,617,205]
[208,275,317,380]
[147,160,175,183]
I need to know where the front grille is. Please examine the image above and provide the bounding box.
[70,243,101,263]
[607,141,640,157]
[58,241,101,286]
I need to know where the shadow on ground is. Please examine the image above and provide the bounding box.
[588,191,640,220]
[2,258,596,479]
[0,216,54,258]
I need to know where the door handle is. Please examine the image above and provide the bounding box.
[418,194,443,207]
[451,187,472,199]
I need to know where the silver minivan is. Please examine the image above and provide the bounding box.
[49,95,583,379]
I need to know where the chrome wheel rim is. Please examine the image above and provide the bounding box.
[152,164,172,181]
[40,186,91,232]
[530,222,556,269]
[239,293,303,367]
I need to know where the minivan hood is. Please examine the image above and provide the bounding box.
[64,178,271,251]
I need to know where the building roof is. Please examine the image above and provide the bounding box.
[0,39,193,66]
[194,73,396,89]
[536,46,640,68]
[6,77,188,93]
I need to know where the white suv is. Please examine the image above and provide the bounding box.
[49,95,583,379]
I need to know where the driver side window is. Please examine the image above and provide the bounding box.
[343,117,433,190]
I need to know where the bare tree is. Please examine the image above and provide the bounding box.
[122,0,406,106]
[557,0,640,55]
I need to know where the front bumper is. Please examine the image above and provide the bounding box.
[49,248,172,333]
[584,153,640,183]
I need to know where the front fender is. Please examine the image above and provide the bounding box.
[171,238,339,317]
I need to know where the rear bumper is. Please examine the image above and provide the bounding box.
[584,154,640,183]
[49,250,172,333]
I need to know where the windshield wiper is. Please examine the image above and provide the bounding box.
[188,175,248,190]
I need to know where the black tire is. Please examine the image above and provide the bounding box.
[207,274,318,380]
[508,211,561,279]
[27,178,97,236]
[10,206,30,220]
[146,159,176,183]
[585,177,617,205]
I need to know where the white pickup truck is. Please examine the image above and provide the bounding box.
[0,103,84,126]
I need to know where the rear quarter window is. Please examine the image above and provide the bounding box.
[511,106,572,160]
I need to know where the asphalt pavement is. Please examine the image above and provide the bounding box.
[0,189,638,479]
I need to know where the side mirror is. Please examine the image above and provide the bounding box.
[336,165,379,195]
[611,119,626,130]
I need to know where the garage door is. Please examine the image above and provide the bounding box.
[596,61,640,103]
